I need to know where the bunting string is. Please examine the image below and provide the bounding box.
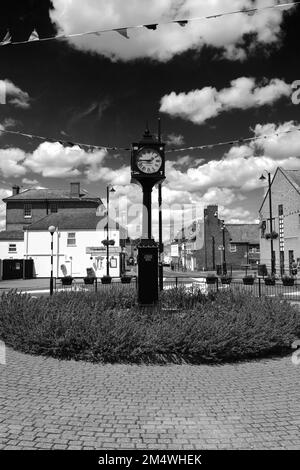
[0,128,130,152]
[166,126,300,153]
[0,2,298,47]
[1,125,300,154]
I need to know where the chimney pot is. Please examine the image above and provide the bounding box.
[12,185,20,196]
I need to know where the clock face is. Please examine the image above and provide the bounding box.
[136,148,162,174]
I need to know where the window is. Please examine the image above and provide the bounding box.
[229,244,237,253]
[278,204,283,216]
[8,244,17,253]
[24,204,32,218]
[50,203,58,213]
[249,247,260,254]
[67,233,76,246]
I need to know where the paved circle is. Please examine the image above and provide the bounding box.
[0,348,299,450]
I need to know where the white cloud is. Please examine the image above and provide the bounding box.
[51,0,295,62]
[22,178,40,186]
[0,188,12,231]
[160,77,291,124]
[0,148,27,178]
[0,80,30,109]
[24,142,107,178]
[166,133,185,146]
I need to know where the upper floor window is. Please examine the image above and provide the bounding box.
[50,203,58,213]
[24,204,32,218]
[8,244,17,253]
[67,233,76,246]
[278,204,283,216]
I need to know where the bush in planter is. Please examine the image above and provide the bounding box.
[121,275,132,284]
[243,275,254,285]
[265,231,278,240]
[61,276,73,286]
[282,276,294,287]
[220,275,232,285]
[101,275,112,284]
[206,275,217,284]
[84,276,95,285]
[264,276,276,286]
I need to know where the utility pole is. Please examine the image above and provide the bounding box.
[158,118,163,291]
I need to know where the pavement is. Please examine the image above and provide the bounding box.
[0,348,300,450]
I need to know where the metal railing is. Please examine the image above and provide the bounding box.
[162,276,300,301]
[54,276,138,293]
[52,275,300,301]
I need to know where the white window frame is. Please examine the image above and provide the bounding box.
[8,243,17,253]
[67,232,76,247]
[24,203,32,218]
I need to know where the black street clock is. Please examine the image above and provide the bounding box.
[131,126,166,305]
[131,128,165,182]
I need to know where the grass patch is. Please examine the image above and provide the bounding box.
[0,289,299,364]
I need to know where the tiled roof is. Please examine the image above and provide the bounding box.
[227,224,259,244]
[25,212,121,231]
[0,231,24,240]
[3,188,101,202]
[282,169,300,193]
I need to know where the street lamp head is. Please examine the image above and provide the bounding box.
[110,187,116,193]
[48,225,56,234]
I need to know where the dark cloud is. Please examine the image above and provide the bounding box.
[0,0,56,42]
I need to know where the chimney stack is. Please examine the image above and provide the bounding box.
[70,182,80,197]
[12,185,20,196]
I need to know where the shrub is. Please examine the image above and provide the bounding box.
[0,289,299,364]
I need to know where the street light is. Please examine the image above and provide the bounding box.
[221,220,227,275]
[48,225,56,296]
[259,171,275,275]
[106,185,116,277]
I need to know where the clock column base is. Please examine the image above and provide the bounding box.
[137,239,159,305]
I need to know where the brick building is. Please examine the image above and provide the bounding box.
[2,182,102,232]
[259,167,300,274]
[170,205,260,272]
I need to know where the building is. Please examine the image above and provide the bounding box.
[0,183,124,279]
[259,167,300,274]
[23,212,121,278]
[2,182,101,232]
[170,205,260,272]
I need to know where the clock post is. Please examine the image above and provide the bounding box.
[131,127,165,305]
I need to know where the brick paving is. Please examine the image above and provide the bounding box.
[0,348,299,450]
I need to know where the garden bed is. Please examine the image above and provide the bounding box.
[0,289,299,365]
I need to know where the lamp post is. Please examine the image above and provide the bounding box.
[259,171,275,275]
[221,220,227,275]
[106,185,116,277]
[48,225,56,296]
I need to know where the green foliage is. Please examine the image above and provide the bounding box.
[0,289,299,364]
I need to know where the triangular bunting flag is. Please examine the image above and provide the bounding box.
[116,28,129,39]
[177,20,188,27]
[144,24,158,30]
[28,30,39,42]
[1,31,12,45]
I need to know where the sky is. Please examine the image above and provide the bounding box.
[0,0,300,240]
